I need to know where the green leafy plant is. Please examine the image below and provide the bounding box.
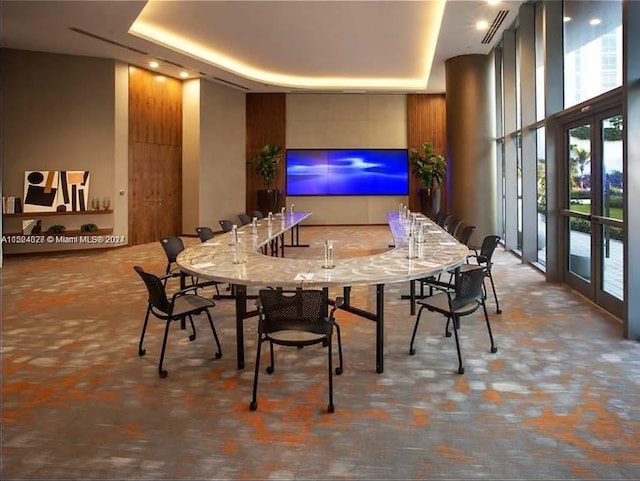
[80,223,99,232]
[249,144,283,190]
[46,224,66,234]
[409,141,446,189]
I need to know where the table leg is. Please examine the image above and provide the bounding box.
[376,284,384,374]
[235,284,246,369]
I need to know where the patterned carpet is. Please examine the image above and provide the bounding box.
[2,225,640,480]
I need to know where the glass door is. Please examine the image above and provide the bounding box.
[562,110,624,318]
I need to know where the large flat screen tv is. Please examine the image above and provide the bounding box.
[286,149,408,196]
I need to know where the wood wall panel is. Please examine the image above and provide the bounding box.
[128,66,182,245]
[407,94,447,212]
[245,93,286,214]
[129,66,183,146]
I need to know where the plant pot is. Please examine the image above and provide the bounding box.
[257,189,282,216]
[419,187,441,218]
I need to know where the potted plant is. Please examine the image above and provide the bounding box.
[409,141,446,217]
[250,144,283,214]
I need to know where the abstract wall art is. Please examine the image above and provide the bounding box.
[23,170,90,213]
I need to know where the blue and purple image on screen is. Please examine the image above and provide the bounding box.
[286,149,408,196]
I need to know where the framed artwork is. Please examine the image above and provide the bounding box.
[23,170,90,212]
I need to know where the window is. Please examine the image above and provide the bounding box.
[563,0,622,108]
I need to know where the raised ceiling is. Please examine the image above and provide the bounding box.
[1,0,524,93]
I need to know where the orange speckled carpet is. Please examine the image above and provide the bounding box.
[2,225,639,480]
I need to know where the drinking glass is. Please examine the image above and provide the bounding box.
[323,240,335,269]
[102,196,111,210]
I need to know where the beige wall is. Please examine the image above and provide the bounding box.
[1,49,121,253]
[286,93,408,224]
[199,81,246,231]
[182,79,201,233]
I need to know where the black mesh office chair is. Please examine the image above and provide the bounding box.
[455,224,476,247]
[250,289,344,413]
[219,220,234,233]
[462,235,502,314]
[195,226,215,242]
[446,218,463,237]
[251,210,264,220]
[409,266,497,374]
[238,214,251,225]
[437,212,451,228]
[134,265,222,378]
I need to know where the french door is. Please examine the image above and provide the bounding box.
[561,107,624,318]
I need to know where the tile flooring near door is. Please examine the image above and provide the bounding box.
[1,225,640,480]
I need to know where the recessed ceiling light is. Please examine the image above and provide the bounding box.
[149,61,159,68]
[476,20,489,30]
[487,0,500,5]
[563,16,572,22]
[590,18,602,26]
[180,72,189,78]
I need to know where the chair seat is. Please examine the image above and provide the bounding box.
[267,329,327,344]
[172,295,215,316]
[417,292,480,317]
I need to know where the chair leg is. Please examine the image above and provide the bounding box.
[487,269,502,314]
[188,315,197,341]
[266,341,275,374]
[250,336,263,411]
[204,310,222,359]
[327,333,334,413]
[158,319,172,378]
[409,306,425,355]
[445,317,452,337]
[138,304,151,356]
[451,314,465,375]
[481,301,498,354]
[334,321,344,375]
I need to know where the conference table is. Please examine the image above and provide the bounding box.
[176,211,468,373]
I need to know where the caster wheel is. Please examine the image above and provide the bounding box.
[215,352,222,359]
[138,348,146,357]
[335,367,343,375]
[409,348,416,356]
[189,334,196,341]
[159,370,168,378]
[491,347,498,353]
[249,401,257,411]
[458,366,465,375]
[266,366,274,375]
[327,404,335,413]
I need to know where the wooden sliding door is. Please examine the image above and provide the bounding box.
[128,66,182,245]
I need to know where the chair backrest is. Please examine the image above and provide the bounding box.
[238,214,251,225]
[446,218,463,237]
[456,225,476,246]
[437,213,451,228]
[160,236,185,264]
[252,210,264,220]
[134,265,171,314]
[258,289,328,335]
[478,235,501,263]
[451,266,486,312]
[219,220,234,233]
[195,226,215,242]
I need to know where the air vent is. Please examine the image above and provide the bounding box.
[68,27,149,55]
[156,57,187,69]
[482,10,509,44]
[211,77,250,91]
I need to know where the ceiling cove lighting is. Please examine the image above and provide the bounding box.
[128,2,446,91]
